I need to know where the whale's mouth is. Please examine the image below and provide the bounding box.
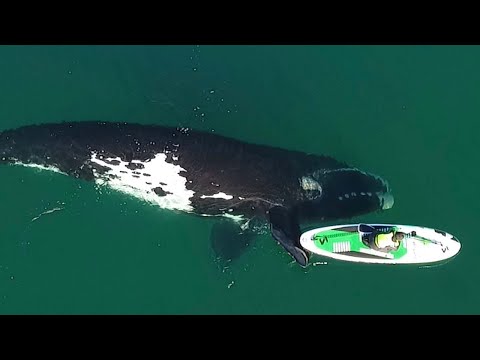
[301,168,394,221]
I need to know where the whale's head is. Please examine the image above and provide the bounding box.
[297,167,393,222]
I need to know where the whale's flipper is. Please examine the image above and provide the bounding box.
[268,206,309,267]
[210,220,255,266]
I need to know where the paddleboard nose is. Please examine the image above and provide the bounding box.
[448,236,462,257]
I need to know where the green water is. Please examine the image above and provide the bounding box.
[0,45,477,314]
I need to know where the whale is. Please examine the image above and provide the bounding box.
[0,121,394,267]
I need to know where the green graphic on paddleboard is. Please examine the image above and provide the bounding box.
[312,229,407,259]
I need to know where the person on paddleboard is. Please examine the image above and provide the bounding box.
[359,224,406,252]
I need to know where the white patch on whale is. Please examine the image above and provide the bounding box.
[13,161,67,175]
[222,213,245,222]
[90,152,195,212]
[200,192,234,200]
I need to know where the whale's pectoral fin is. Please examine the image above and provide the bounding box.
[268,206,309,267]
[210,220,255,266]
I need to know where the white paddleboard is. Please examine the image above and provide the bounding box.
[300,223,461,265]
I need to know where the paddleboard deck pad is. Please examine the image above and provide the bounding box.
[300,224,461,264]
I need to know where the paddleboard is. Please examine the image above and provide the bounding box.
[300,223,461,265]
